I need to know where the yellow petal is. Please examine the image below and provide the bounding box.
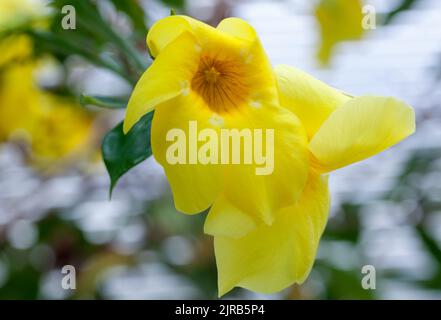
[215,173,330,296]
[275,64,350,139]
[204,193,257,238]
[217,17,258,43]
[147,15,210,58]
[309,96,415,173]
[151,91,223,214]
[146,15,248,59]
[147,15,278,114]
[123,31,200,133]
[217,17,278,105]
[205,103,309,236]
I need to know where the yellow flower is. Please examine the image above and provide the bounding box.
[0,0,94,165]
[123,15,415,296]
[0,60,94,163]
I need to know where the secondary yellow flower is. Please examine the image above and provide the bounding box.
[123,15,415,296]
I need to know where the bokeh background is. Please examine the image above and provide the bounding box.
[1,0,441,299]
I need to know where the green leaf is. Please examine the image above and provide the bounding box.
[102,112,154,197]
[80,94,128,109]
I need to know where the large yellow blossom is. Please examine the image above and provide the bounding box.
[124,16,415,296]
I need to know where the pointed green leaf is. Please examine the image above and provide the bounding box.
[102,112,154,197]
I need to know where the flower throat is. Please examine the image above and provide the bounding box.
[191,56,248,113]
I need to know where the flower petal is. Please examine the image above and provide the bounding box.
[151,91,223,214]
[214,25,310,225]
[123,31,200,133]
[147,15,211,58]
[217,17,278,105]
[214,173,330,296]
[205,103,309,236]
[216,17,258,43]
[204,193,257,238]
[146,15,248,59]
[275,64,350,139]
[309,96,415,173]
[147,16,278,110]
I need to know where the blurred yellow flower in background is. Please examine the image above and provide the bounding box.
[0,59,94,163]
[0,35,32,67]
[315,0,364,65]
[0,0,94,166]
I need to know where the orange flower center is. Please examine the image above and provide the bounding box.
[191,56,248,113]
